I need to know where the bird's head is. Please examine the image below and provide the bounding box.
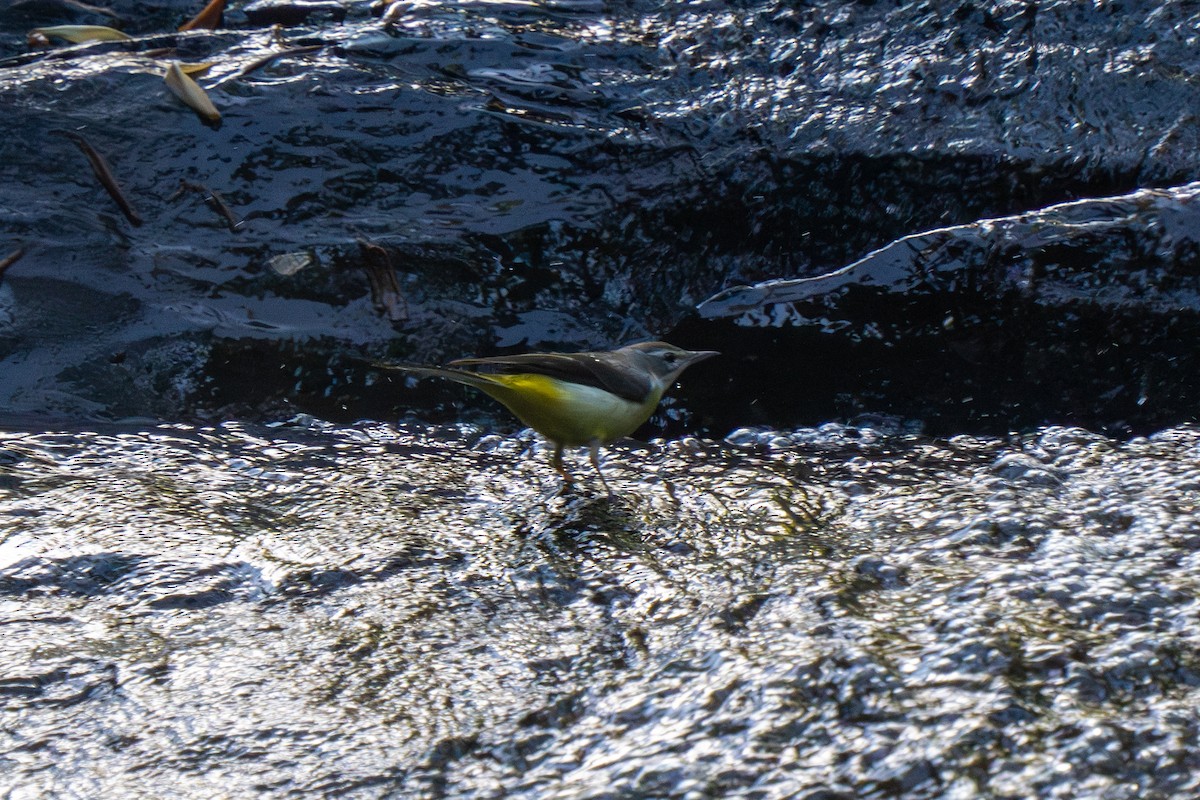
[623,341,720,386]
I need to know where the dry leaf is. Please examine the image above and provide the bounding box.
[29,25,131,43]
[164,62,221,123]
[178,0,227,31]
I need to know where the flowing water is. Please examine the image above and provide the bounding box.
[3,419,1199,798]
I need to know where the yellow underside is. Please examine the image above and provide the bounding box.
[474,373,660,446]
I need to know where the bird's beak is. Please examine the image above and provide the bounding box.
[685,350,720,366]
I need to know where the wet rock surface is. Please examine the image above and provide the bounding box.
[683,183,1200,437]
[2,420,1200,798]
[0,0,1199,426]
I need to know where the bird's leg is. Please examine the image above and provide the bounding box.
[551,443,574,490]
[588,440,615,497]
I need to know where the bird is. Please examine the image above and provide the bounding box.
[377,341,719,493]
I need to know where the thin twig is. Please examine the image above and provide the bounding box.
[171,179,242,232]
[0,247,25,281]
[51,130,143,227]
[237,45,323,78]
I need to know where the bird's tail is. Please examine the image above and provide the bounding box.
[369,362,508,393]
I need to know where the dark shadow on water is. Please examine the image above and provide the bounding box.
[0,552,149,597]
[518,490,647,551]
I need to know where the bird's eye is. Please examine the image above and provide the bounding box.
[663,352,678,364]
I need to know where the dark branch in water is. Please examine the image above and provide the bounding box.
[50,130,143,227]
[0,247,24,282]
[357,240,409,324]
[169,179,242,232]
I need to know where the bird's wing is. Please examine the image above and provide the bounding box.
[448,351,652,402]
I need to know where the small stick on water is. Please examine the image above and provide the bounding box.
[169,179,242,231]
[236,45,323,79]
[0,247,25,281]
[61,0,119,17]
[51,129,143,227]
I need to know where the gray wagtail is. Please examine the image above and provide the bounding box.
[379,341,718,492]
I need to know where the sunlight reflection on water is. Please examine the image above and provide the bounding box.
[2,419,1200,798]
